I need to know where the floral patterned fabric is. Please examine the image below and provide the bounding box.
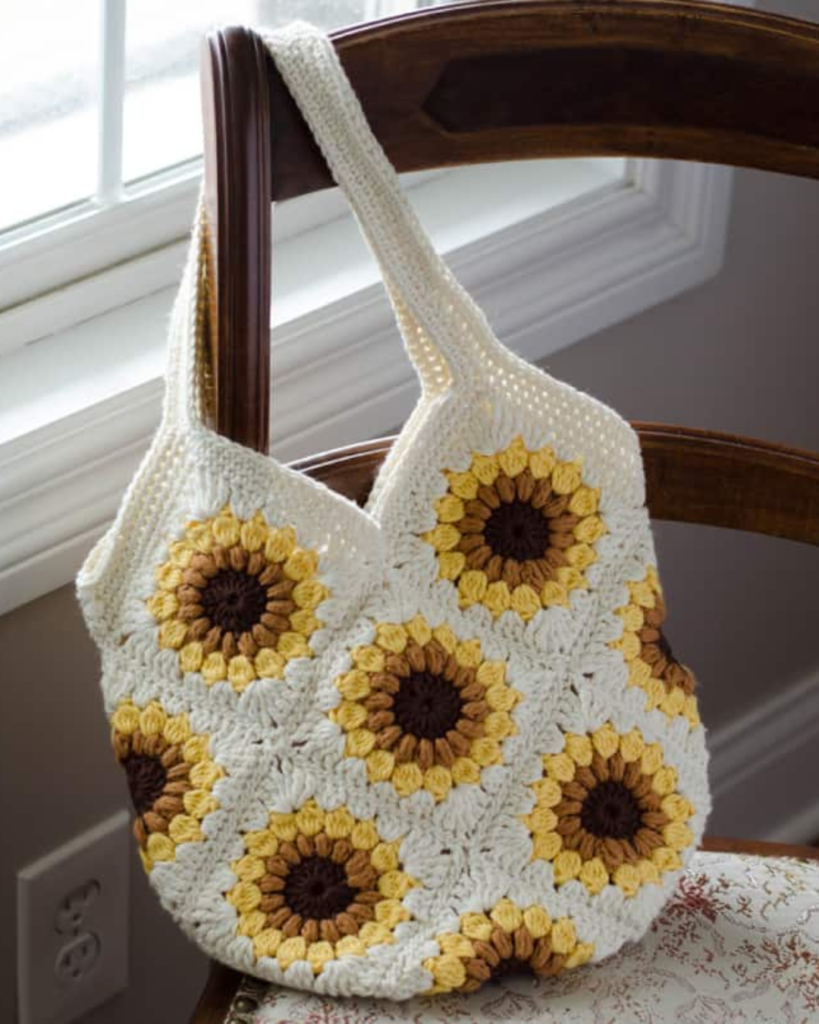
[224,851,819,1023]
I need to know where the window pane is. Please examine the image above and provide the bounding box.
[122,1,374,185]
[0,1,98,232]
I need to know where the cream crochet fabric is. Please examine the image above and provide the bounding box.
[77,21,710,1000]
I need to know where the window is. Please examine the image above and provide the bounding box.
[0,0,434,346]
[0,0,749,354]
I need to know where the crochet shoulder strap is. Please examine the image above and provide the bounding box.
[164,21,513,438]
[262,21,508,393]
[162,193,215,434]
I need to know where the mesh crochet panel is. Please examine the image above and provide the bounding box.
[76,22,709,1001]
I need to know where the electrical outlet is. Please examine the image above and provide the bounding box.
[54,880,101,936]
[17,810,130,1024]
[55,932,102,982]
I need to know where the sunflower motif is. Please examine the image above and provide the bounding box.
[147,506,329,692]
[422,436,606,619]
[110,699,222,871]
[524,723,695,897]
[424,898,593,994]
[331,615,520,802]
[225,799,416,973]
[611,567,700,728]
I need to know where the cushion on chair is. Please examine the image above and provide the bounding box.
[223,851,819,1023]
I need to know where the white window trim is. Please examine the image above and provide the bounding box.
[0,0,754,342]
[0,168,200,341]
[0,156,734,616]
[0,0,429,324]
[0,160,458,356]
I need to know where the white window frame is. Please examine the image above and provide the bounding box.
[0,0,751,350]
[0,0,431,343]
[0,0,195,325]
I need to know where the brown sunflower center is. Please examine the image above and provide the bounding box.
[490,956,534,981]
[122,753,167,815]
[199,569,268,633]
[581,780,643,840]
[483,499,551,562]
[283,856,356,920]
[391,671,464,739]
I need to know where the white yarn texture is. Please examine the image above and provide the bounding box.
[76,21,710,1000]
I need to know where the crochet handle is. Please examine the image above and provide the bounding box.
[262,21,507,393]
[162,190,216,434]
[166,21,512,438]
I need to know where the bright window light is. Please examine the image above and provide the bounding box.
[0,1,99,232]
[0,1,426,242]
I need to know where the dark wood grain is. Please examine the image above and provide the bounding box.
[268,0,819,200]
[289,429,819,546]
[201,27,272,452]
[189,962,244,1024]
[637,424,819,544]
[700,836,819,863]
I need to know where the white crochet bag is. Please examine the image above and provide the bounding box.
[77,21,710,1000]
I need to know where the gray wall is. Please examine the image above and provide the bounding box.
[3,5,818,1022]
[0,589,209,1024]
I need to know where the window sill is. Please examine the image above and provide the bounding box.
[0,156,733,615]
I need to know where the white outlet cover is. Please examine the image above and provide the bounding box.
[17,810,130,1024]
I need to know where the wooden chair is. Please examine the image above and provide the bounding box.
[191,2,819,1019]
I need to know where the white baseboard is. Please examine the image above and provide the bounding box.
[708,667,819,844]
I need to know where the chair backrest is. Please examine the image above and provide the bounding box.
[199,0,819,545]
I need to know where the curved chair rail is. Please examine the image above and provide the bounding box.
[291,427,819,546]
